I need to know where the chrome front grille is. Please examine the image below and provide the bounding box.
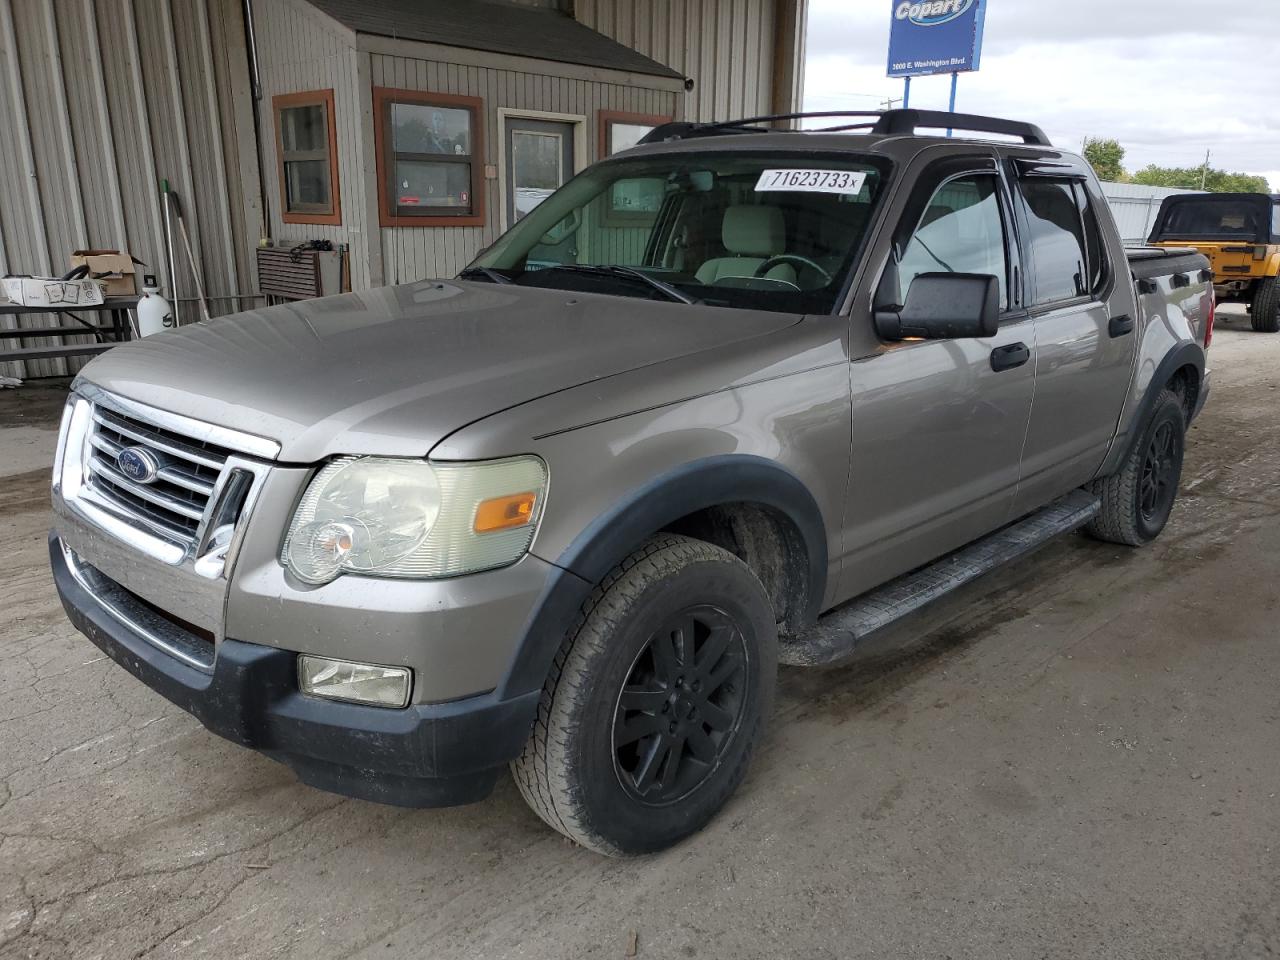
[56,386,280,579]
[85,406,234,546]
[86,408,226,541]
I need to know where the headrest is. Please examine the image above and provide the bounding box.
[722,205,785,257]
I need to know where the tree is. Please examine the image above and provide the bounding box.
[1083,137,1127,183]
[1131,164,1270,194]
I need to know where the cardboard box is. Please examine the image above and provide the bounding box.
[70,250,143,297]
[1,276,106,308]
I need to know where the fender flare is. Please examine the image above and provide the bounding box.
[1097,342,1205,478]
[497,455,829,699]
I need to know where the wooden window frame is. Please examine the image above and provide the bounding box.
[374,87,485,228]
[597,110,672,158]
[273,89,341,226]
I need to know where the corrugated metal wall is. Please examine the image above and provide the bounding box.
[369,51,680,284]
[574,0,779,122]
[1100,181,1201,244]
[0,0,260,380]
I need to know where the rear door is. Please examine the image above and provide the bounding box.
[1008,159,1138,514]
[838,153,1037,601]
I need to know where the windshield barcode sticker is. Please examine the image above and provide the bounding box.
[755,169,867,195]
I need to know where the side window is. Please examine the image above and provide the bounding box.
[1020,179,1088,304]
[1074,182,1107,294]
[898,175,1009,310]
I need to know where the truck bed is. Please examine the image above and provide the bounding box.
[1126,245,1211,284]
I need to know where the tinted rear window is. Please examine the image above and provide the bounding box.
[1160,199,1268,238]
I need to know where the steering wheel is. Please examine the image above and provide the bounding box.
[753,254,831,284]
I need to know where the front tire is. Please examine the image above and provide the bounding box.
[1250,277,1280,333]
[1086,389,1186,546]
[511,535,777,856]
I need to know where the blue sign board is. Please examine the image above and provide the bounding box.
[887,0,987,78]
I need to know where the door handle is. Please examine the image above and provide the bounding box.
[990,342,1030,372]
[1109,314,1134,337]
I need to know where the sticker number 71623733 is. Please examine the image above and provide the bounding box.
[754,169,868,195]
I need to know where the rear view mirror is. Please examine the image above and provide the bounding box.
[875,273,1000,341]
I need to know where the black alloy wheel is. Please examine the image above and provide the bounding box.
[1139,419,1180,526]
[612,605,748,805]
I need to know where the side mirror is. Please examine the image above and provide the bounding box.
[875,273,1000,341]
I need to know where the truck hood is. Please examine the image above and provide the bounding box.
[78,280,800,462]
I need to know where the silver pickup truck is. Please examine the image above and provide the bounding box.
[50,110,1213,856]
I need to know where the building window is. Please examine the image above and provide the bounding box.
[273,90,340,225]
[374,88,485,227]
[598,110,671,157]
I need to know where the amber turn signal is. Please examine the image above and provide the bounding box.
[474,491,537,533]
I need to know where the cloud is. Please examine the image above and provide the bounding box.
[804,0,1280,188]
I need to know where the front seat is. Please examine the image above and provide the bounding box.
[695,205,797,286]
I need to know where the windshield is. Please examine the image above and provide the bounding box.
[468,152,887,314]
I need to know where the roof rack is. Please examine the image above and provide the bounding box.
[637,109,1052,147]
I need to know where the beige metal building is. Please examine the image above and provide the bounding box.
[0,0,807,379]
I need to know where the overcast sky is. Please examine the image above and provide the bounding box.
[803,0,1280,190]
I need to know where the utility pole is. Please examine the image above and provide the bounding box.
[880,95,903,111]
[1200,149,1211,190]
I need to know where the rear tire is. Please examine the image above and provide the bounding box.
[511,535,777,856]
[1250,277,1280,333]
[1086,389,1186,546]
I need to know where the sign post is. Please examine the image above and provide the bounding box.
[887,0,987,128]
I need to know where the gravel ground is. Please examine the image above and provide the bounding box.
[1,306,1277,960]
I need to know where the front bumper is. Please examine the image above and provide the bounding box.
[51,535,540,807]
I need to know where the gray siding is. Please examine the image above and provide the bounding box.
[369,50,679,284]
[576,0,786,122]
[253,0,374,290]
[0,0,260,380]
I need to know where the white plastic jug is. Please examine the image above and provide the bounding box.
[136,274,174,337]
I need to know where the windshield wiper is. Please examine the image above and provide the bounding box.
[457,266,512,285]
[533,264,699,304]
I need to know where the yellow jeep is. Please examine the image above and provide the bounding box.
[1148,192,1280,332]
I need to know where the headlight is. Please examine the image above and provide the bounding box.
[52,395,92,500]
[282,455,547,584]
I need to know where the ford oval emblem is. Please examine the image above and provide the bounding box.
[116,446,160,484]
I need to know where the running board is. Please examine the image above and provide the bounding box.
[779,490,1102,667]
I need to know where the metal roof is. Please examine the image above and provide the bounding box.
[306,0,685,80]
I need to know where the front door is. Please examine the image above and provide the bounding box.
[838,159,1037,601]
[505,118,575,227]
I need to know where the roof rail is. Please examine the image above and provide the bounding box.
[871,110,1051,145]
[636,109,1052,147]
[637,111,881,144]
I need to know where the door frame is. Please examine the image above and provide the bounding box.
[496,108,588,233]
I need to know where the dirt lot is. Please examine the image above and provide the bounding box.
[1,306,1277,960]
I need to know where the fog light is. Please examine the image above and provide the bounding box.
[298,655,412,708]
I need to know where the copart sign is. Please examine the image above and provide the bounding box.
[887,0,987,78]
